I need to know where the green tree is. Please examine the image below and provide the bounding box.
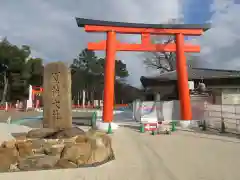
[0,38,29,102]
[71,48,129,105]
[0,38,44,102]
[24,58,43,86]
[71,49,98,104]
[97,58,129,78]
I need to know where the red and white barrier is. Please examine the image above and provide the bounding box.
[143,122,158,131]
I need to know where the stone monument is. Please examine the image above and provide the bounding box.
[43,62,72,129]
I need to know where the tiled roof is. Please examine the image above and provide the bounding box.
[141,68,240,81]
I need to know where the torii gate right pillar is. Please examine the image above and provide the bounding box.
[176,33,192,120]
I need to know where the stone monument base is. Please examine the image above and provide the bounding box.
[96,121,119,132]
[179,120,192,128]
[0,127,115,172]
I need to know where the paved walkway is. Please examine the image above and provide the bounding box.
[1,128,240,180]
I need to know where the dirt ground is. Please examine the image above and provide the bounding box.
[0,111,240,180]
[0,127,239,180]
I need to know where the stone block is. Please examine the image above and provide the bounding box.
[43,62,72,129]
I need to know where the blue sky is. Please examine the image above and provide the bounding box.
[183,0,213,41]
[183,0,240,71]
[0,0,239,86]
[183,0,213,24]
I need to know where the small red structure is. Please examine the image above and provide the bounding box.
[76,18,210,123]
[32,86,43,108]
[32,86,43,101]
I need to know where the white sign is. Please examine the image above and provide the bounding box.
[188,81,194,90]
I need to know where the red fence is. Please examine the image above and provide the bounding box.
[0,104,14,110]
[0,103,129,110]
[72,104,128,109]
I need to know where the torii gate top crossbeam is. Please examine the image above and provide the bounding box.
[76,18,210,35]
[76,18,210,52]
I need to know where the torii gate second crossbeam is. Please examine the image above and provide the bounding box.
[76,18,210,123]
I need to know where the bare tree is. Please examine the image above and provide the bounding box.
[143,18,183,73]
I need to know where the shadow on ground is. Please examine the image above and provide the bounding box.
[175,126,240,144]
[189,126,240,139]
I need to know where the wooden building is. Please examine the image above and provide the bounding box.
[140,67,240,104]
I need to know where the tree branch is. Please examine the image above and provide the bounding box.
[143,33,177,72]
[144,56,171,72]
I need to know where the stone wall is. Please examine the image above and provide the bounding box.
[204,103,240,133]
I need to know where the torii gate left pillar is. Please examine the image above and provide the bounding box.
[76,18,210,124]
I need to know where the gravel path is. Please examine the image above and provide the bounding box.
[0,127,240,180]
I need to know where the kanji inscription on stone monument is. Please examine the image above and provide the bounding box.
[51,72,61,121]
[43,62,72,129]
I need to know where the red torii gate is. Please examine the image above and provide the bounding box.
[76,18,210,123]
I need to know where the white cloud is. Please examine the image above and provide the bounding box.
[199,0,240,69]
[6,0,240,86]
[0,0,183,86]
